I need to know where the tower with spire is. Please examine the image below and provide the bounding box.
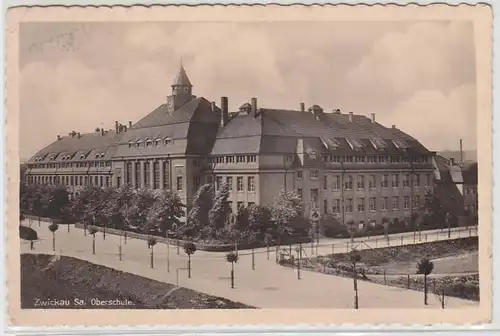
[167,63,194,113]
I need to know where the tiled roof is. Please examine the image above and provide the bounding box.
[28,130,121,163]
[211,108,431,156]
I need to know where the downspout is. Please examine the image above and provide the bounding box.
[340,159,346,229]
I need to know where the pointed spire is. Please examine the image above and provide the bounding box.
[172,63,192,87]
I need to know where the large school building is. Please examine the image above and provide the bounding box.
[25,65,435,230]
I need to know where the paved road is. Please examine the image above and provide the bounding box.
[20,221,478,309]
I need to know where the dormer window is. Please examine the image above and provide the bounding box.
[49,156,54,160]
[164,137,174,145]
[392,139,409,150]
[346,139,364,151]
[145,139,152,147]
[370,137,388,151]
[154,138,160,146]
[321,137,340,150]
[128,141,133,148]
[136,140,142,148]
[100,153,105,158]
[95,153,99,159]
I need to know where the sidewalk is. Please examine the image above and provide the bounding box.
[20,221,478,309]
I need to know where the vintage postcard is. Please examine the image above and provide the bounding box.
[5,3,492,328]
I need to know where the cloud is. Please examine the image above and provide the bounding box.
[383,85,476,151]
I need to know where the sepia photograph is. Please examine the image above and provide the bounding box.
[5,3,492,327]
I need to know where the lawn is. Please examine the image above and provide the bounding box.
[21,253,254,309]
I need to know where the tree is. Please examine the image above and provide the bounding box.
[416,258,434,305]
[146,190,185,236]
[89,227,98,254]
[270,190,305,243]
[46,185,70,220]
[186,184,214,238]
[208,182,231,236]
[148,236,157,268]
[226,251,239,289]
[248,204,272,241]
[48,221,59,252]
[184,242,197,278]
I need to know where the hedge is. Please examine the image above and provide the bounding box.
[75,223,311,252]
[19,225,38,241]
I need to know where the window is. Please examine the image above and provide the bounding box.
[176,176,183,191]
[323,199,328,214]
[392,196,399,210]
[357,175,365,190]
[194,177,201,191]
[369,175,376,189]
[381,197,388,211]
[346,198,353,213]
[357,198,365,212]
[79,176,83,185]
[226,156,235,164]
[94,176,99,185]
[392,174,400,188]
[390,156,400,163]
[216,176,223,190]
[379,156,389,163]
[145,139,152,147]
[297,171,303,179]
[367,156,376,163]
[226,176,233,190]
[285,155,293,163]
[355,156,365,163]
[310,188,319,208]
[414,195,420,209]
[105,176,110,188]
[247,155,257,163]
[247,176,255,192]
[404,196,410,209]
[413,174,420,187]
[237,202,244,211]
[403,174,410,187]
[323,175,328,190]
[310,170,319,179]
[381,175,389,188]
[369,197,377,211]
[70,176,74,186]
[332,199,340,214]
[135,162,141,188]
[297,188,303,199]
[153,161,160,189]
[332,175,340,190]
[237,177,244,191]
[345,175,353,190]
[144,161,150,188]
[163,161,170,189]
[227,201,233,212]
[236,155,245,163]
[344,156,354,163]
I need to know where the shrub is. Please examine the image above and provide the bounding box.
[19,226,38,241]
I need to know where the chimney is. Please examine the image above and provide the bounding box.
[371,113,376,123]
[101,128,105,136]
[348,112,354,123]
[77,132,81,139]
[221,96,229,127]
[211,101,217,112]
[128,121,132,128]
[300,103,305,112]
[57,135,61,141]
[333,109,341,114]
[115,121,119,133]
[450,158,455,165]
[251,97,258,117]
[392,125,396,129]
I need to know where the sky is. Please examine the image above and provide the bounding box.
[19,21,477,160]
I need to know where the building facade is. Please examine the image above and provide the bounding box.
[24,65,435,229]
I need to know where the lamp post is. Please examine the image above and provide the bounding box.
[166,229,171,273]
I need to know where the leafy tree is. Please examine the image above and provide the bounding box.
[270,190,305,243]
[134,188,158,234]
[351,249,361,309]
[248,204,272,241]
[417,258,434,305]
[146,190,185,236]
[48,221,59,252]
[186,184,214,238]
[102,185,134,232]
[46,185,70,220]
[184,242,197,278]
[226,251,239,289]
[208,182,231,235]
